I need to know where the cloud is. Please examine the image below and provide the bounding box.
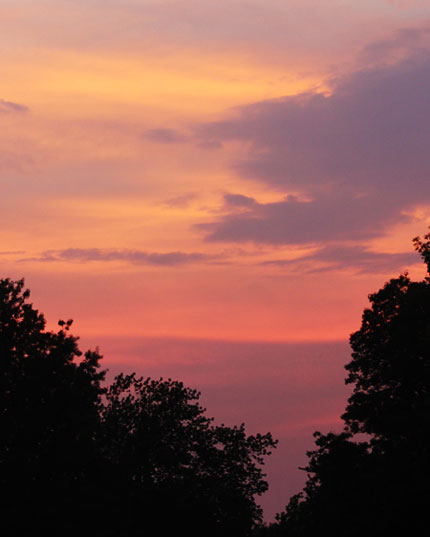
[144,128,188,144]
[33,248,217,266]
[261,244,417,274]
[198,193,405,245]
[163,193,197,208]
[223,193,257,209]
[0,99,28,114]
[357,25,430,66]
[0,250,26,256]
[195,35,430,245]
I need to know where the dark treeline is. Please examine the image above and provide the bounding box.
[1,232,430,536]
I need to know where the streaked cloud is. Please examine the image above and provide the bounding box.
[0,99,28,114]
[31,248,218,266]
[198,194,404,244]
[0,250,26,256]
[163,193,198,208]
[261,245,417,274]
[144,128,188,144]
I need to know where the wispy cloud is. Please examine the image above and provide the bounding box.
[163,193,198,208]
[261,245,417,274]
[0,99,28,114]
[144,128,188,144]
[30,248,219,266]
[0,250,26,256]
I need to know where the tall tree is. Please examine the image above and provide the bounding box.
[0,278,106,534]
[265,233,430,536]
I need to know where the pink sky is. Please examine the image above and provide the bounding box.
[2,0,430,519]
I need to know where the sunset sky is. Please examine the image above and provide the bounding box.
[2,0,430,519]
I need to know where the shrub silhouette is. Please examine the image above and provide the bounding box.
[0,278,276,537]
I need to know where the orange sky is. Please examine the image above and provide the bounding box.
[1,16,428,342]
[2,0,430,519]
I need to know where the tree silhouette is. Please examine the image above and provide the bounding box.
[0,278,276,536]
[101,373,276,536]
[0,278,106,535]
[263,233,430,536]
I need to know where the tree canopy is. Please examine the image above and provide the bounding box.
[101,373,276,536]
[263,232,430,536]
[0,277,276,537]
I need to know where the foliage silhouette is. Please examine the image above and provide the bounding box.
[0,278,276,536]
[0,278,106,535]
[101,373,276,536]
[260,232,430,536]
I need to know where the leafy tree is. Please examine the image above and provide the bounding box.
[0,278,106,534]
[344,273,430,445]
[264,233,430,536]
[100,373,276,536]
[0,277,276,536]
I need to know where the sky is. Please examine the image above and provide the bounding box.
[1,0,430,520]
